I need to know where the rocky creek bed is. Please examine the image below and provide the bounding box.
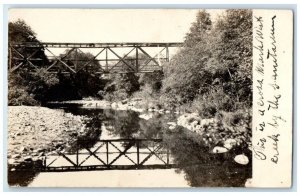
[8,106,87,171]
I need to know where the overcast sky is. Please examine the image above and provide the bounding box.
[9,9,224,43]
[8,9,224,58]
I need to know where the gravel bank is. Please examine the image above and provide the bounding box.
[8,106,84,168]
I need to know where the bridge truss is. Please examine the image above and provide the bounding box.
[9,42,183,74]
[38,138,175,172]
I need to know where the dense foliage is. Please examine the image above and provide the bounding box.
[8,20,106,104]
[160,9,252,116]
[8,20,58,105]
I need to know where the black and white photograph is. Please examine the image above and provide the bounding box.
[5,8,293,188]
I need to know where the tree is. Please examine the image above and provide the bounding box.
[209,9,253,107]
[46,49,107,100]
[161,10,213,105]
[184,10,212,47]
[9,19,48,70]
[161,9,252,112]
[8,19,58,105]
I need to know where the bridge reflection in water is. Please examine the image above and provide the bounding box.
[43,138,175,172]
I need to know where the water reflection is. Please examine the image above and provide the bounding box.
[163,126,252,187]
[8,105,251,187]
[62,106,251,187]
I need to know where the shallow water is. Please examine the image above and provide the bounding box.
[9,104,252,187]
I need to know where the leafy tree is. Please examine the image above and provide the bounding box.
[208,9,252,107]
[46,49,107,100]
[138,70,164,93]
[184,10,212,47]
[162,10,213,105]
[161,9,252,113]
[8,19,58,105]
[8,19,48,70]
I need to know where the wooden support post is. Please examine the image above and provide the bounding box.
[166,46,169,62]
[167,148,170,165]
[105,48,108,72]
[75,48,78,71]
[76,146,79,167]
[106,141,109,165]
[135,47,139,72]
[44,156,47,168]
[137,140,140,166]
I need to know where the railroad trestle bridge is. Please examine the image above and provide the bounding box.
[9,42,183,74]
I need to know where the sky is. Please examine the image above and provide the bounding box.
[9,9,224,43]
[8,9,224,57]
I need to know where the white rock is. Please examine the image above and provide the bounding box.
[191,120,199,128]
[212,146,228,153]
[167,122,177,126]
[224,139,237,150]
[131,107,144,113]
[111,102,118,109]
[24,155,33,162]
[158,109,165,114]
[168,125,176,130]
[139,113,153,120]
[117,103,128,110]
[245,178,253,187]
[234,154,249,165]
[8,158,17,165]
[12,154,21,159]
[165,110,170,114]
[200,118,215,127]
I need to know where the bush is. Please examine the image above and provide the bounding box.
[8,86,38,106]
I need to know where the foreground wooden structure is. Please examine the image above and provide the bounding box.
[9,42,183,74]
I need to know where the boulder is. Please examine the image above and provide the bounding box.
[168,125,176,130]
[167,122,177,130]
[167,122,177,126]
[117,103,128,110]
[234,154,249,165]
[131,107,144,113]
[177,113,201,130]
[11,154,21,159]
[20,146,28,152]
[200,118,215,127]
[212,146,228,153]
[121,99,128,104]
[24,155,33,162]
[139,113,153,120]
[158,109,165,114]
[111,102,118,109]
[245,178,253,187]
[224,138,237,150]
[8,158,18,165]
